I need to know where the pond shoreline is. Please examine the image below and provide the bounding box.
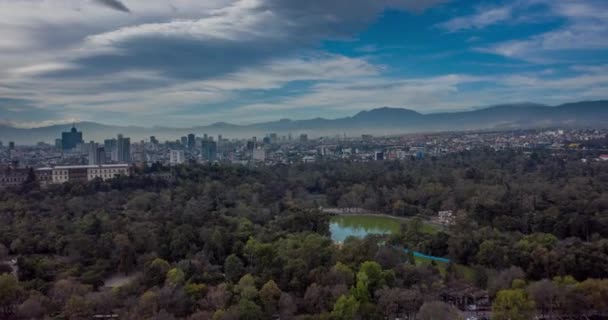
[329,215,451,264]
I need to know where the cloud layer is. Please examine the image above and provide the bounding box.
[0,0,607,128]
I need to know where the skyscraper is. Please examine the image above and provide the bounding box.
[61,126,83,150]
[104,138,117,162]
[86,141,97,164]
[187,133,196,150]
[117,134,131,163]
[246,140,255,152]
[201,140,217,162]
[87,141,106,165]
[269,133,278,144]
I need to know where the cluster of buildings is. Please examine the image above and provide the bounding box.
[58,126,132,165]
[1,127,607,189]
[0,164,131,189]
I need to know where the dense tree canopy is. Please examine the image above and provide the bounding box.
[0,149,607,318]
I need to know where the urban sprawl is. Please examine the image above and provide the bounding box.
[1,126,608,189]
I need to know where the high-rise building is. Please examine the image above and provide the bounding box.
[87,141,106,165]
[132,140,145,163]
[150,136,159,145]
[201,140,217,162]
[180,136,188,147]
[104,139,117,162]
[170,149,185,165]
[61,126,83,150]
[269,133,278,144]
[187,133,196,150]
[117,134,131,163]
[86,141,97,164]
[54,139,62,149]
[246,140,255,152]
[300,134,308,143]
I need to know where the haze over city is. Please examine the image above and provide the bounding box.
[3,1,608,320]
[1,0,608,128]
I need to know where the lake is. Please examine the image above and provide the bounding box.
[329,214,451,264]
[329,214,402,243]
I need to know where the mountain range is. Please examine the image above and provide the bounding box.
[1,100,607,145]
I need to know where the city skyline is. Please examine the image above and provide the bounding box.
[1,0,607,128]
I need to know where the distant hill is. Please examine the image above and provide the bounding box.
[1,100,607,144]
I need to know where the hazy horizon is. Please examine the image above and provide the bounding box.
[0,100,588,130]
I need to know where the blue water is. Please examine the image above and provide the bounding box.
[403,249,451,264]
[330,215,451,264]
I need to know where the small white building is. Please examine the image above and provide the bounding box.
[302,156,316,163]
[170,150,186,165]
[438,210,455,226]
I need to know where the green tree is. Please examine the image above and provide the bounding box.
[259,280,282,316]
[166,268,186,286]
[235,274,258,301]
[184,283,207,301]
[236,299,264,320]
[144,258,171,287]
[492,289,535,320]
[331,294,360,320]
[224,254,245,283]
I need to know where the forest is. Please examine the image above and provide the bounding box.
[1,148,608,319]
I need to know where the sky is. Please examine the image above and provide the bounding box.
[0,0,607,128]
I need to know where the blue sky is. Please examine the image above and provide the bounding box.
[0,0,607,127]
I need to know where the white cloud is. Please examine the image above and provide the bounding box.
[438,6,512,32]
[11,63,78,76]
[472,0,608,62]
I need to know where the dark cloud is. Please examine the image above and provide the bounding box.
[46,0,445,81]
[92,0,131,13]
[0,98,60,123]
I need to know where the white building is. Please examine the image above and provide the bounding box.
[87,164,131,180]
[252,148,266,162]
[437,210,455,226]
[36,164,131,185]
[170,150,185,165]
